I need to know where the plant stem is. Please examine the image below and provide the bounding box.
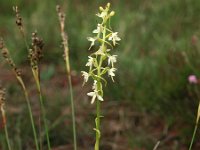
[4,121,12,150]
[94,23,107,150]
[95,97,101,150]
[39,90,51,150]
[17,77,40,150]
[32,69,51,150]
[65,59,77,150]
[57,9,77,148]
[189,123,198,150]
[24,91,40,150]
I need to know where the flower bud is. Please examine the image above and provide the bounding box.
[99,6,104,11]
[107,3,111,8]
[110,11,115,16]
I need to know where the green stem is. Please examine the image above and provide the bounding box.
[95,96,101,150]
[94,23,107,150]
[17,77,39,150]
[16,19,40,150]
[58,13,77,148]
[4,123,12,150]
[66,60,77,150]
[39,90,51,150]
[189,123,198,150]
[32,69,51,150]
[24,89,40,150]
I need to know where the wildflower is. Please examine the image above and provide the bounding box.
[96,11,107,19]
[95,46,106,56]
[86,56,94,69]
[93,24,102,34]
[82,3,121,150]
[188,75,198,84]
[87,90,104,104]
[108,68,117,81]
[108,32,121,46]
[87,37,96,50]
[108,55,117,67]
[92,80,97,90]
[81,71,89,83]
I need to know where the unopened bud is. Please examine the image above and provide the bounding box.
[107,3,110,8]
[110,11,115,16]
[99,6,104,11]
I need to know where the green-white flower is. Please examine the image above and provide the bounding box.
[87,37,96,50]
[82,3,120,104]
[93,24,102,34]
[96,11,107,19]
[81,71,89,83]
[108,68,117,81]
[95,46,106,56]
[87,80,103,104]
[86,56,94,69]
[108,32,121,46]
[108,55,117,67]
[87,90,104,104]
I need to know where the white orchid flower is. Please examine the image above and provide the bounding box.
[86,56,94,69]
[81,71,89,83]
[87,37,96,50]
[108,68,117,81]
[92,80,98,90]
[108,55,117,67]
[96,11,107,19]
[93,24,102,34]
[108,32,121,46]
[87,90,104,104]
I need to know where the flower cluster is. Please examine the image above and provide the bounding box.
[82,3,121,104]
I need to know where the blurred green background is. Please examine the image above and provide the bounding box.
[1,0,200,149]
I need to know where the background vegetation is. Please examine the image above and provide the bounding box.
[0,0,200,149]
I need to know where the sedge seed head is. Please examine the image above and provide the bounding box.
[13,6,23,28]
[0,39,22,77]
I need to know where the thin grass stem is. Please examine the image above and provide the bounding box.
[18,78,40,150]
[57,6,77,150]
[189,123,199,150]
[4,123,12,150]
[32,68,51,150]
[66,69,77,150]
[39,92,51,150]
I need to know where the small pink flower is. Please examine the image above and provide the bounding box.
[188,75,198,84]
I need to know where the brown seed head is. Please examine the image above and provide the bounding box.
[0,38,4,49]
[13,6,23,28]
[0,86,6,126]
[29,32,44,68]
[0,87,5,107]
